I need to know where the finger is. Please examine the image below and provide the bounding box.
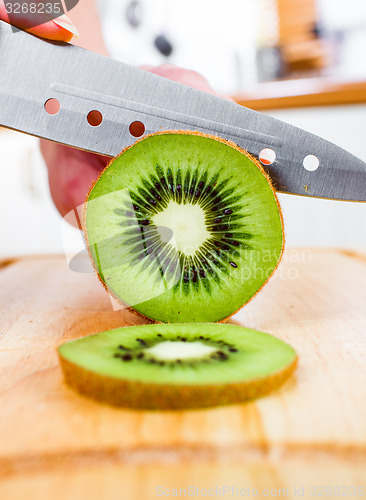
[33,14,79,42]
[141,64,217,95]
[140,63,233,101]
[40,141,109,219]
[0,2,78,42]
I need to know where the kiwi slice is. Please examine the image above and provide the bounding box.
[58,323,297,410]
[83,131,284,323]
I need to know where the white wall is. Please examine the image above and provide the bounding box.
[101,0,261,93]
[0,104,365,258]
[0,130,81,258]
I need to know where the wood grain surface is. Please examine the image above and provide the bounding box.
[233,78,366,111]
[0,249,365,499]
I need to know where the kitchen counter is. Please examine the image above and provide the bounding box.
[233,77,366,111]
[0,249,365,498]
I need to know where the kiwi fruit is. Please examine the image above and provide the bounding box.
[83,131,284,323]
[58,323,297,410]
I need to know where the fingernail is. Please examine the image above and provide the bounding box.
[52,14,79,39]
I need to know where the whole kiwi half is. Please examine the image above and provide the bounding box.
[58,323,297,410]
[83,131,284,323]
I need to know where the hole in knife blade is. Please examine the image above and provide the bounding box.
[129,121,145,137]
[259,148,276,165]
[87,110,103,127]
[303,155,320,171]
[45,98,60,115]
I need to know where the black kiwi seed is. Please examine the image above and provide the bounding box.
[137,352,144,359]
[122,354,133,361]
[223,209,233,215]
[136,338,147,346]
[229,348,238,352]
[211,351,228,361]
[230,262,238,268]
[141,219,150,226]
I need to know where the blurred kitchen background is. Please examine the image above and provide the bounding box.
[1,0,365,257]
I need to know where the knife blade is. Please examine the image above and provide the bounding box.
[0,20,365,202]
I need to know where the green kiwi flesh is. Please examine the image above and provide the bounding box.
[84,132,284,323]
[58,323,297,410]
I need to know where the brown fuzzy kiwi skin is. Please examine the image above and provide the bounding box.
[81,130,285,324]
[58,351,297,411]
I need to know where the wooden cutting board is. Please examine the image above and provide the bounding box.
[0,249,365,499]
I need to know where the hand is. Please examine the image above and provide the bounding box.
[41,64,227,220]
[1,1,227,220]
[0,0,78,41]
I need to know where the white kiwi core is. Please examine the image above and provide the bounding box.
[144,340,217,361]
[152,201,211,256]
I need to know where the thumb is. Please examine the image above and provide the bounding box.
[0,1,78,42]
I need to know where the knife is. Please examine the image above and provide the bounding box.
[0,20,365,202]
